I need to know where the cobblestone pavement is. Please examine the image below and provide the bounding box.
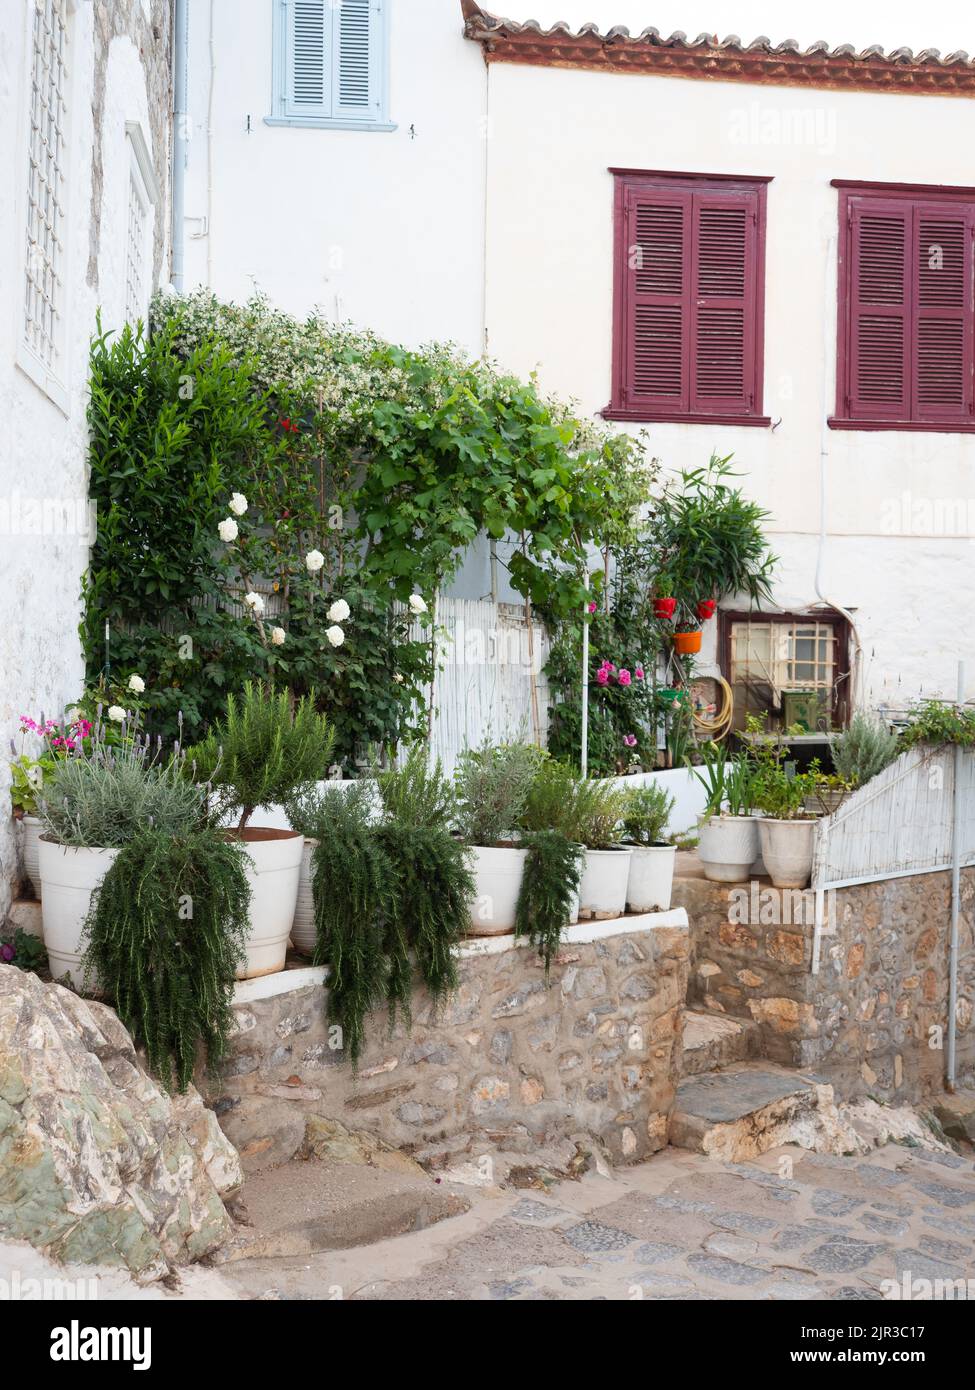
[227,1141,975,1301]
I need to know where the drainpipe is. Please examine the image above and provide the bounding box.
[171,0,189,290]
[947,659,965,1091]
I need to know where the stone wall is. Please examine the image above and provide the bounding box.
[673,868,975,1103]
[203,917,690,1172]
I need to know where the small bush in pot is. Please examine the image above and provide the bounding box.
[188,682,334,978]
[621,783,677,912]
[83,824,250,1092]
[751,763,819,890]
[454,741,542,936]
[690,741,759,884]
[830,713,899,788]
[570,779,632,920]
[513,758,585,971]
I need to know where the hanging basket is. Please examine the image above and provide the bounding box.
[696,600,717,621]
[673,629,703,655]
[653,597,677,620]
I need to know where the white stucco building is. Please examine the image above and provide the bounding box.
[180,0,975,732]
[0,0,173,916]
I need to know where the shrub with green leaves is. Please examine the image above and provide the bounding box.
[515,831,582,975]
[899,700,975,752]
[189,682,334,830]
[569,779,631,850]
[621,783,675,846]
[375,746,455,829]
[518,756,582,836]
[454,741,542,846]
[39,742,205,848]
[83,826,250,1092]
[830,713,900,785]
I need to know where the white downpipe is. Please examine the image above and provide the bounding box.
[811,817,827,975]
[171,0,189,289]
[818,231,862,708]
[947,660,965,1090]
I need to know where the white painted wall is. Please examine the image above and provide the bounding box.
[481,62,975,704]
[0,4,169,918]
[182,0,487,351]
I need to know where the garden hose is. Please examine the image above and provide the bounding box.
[691,675,735,742]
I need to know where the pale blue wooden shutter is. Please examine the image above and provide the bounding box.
[285,0,331,119]
[332,0,383,122]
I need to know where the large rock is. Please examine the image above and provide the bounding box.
[0,965,241,1282]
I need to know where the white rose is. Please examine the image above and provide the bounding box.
[218,517,239,543]
[327,598,350,623]
[127,674,145,694]
[408,594,427,615]
[394,673,404,684]
[229,492,248,517]
[243,591,265,615]
[271,626,286,646]
[325,625,345,648]
[305,550,325,574]
[108,705,127,724]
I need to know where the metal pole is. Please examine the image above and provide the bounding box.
[947,659,964,1091]
[171,0,189,290]
[581,572,590,777]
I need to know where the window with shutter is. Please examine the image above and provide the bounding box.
[833,181,975,431]
[270,0,393,131]
[606,171,770,426]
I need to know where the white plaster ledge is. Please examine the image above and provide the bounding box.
[232,908,689,1006]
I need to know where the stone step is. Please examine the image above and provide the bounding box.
[225,1158,471,1262]
[670,1064,834,1161]
[681,1009,758,1076]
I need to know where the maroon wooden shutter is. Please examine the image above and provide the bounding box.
[912,202,974,423]
[623,186,691,412]
[847,198,912,420]
[690,191,759,414]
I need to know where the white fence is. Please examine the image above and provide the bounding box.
[422,597,549,774]
[812,745,975,891]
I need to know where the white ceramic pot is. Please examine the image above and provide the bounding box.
[579,846,632,920]
[466,843,529,936]
[697,814,759,883]
[19,814,43,899]
[758,818,817,890]
[237,829,304,979]
[39,838,120,989]
[291,837,319,956]
[626,844,677,913]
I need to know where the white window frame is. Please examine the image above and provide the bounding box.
[266,0,395,132]
[123,121,159,328]
[17,0,75,415]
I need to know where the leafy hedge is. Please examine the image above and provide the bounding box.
[83,294,653,762]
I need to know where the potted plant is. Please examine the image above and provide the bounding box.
[691,741,759,883]
[515,756,586,964]
[37,738,206,988]
[454,741,541,936]
[751,762,819,889]
[10,711,97,898]
[696,599,717,621]
[672,602,704,655]
[621,782,676,912]
[284,777,381,954]
[829,712,899,791]
[190,682,334,978]
[571,779,632,920]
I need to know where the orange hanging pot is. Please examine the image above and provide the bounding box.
[673,629,703,655]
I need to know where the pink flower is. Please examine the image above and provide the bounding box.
[588,601,597,613]
[623,734,638,748]
[634,667,645,681]
[596,668,610,686]
[0,944,14,963]
[618,669,632,687]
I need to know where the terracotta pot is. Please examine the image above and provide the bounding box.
[19,814,43,899]
[626,844,676,913]
[653,597,677,620]
[466,843,529,936]
[696,600,717,621]
[39,838,120,989]
[290,836,319,955]
[233,828,304,978]
[673,629,703,655]
[697,814,759,883]
[758,819,817,890]
[578,846,632,920]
